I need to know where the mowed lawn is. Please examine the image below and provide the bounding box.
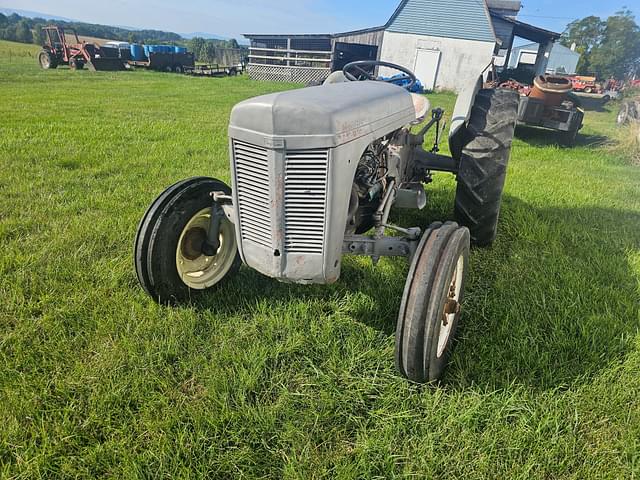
[1,39,639,478]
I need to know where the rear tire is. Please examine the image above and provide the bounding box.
[134,177,240,304]
[454,88,518,246]
[617,102,635,125]
[560,123,581,147]
[38,51,57,69]
[395,222,470,383]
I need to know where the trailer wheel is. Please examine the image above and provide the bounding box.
[395,222,470,383]
[38,50,57,69]
[174,65,183,74]
[617,102,635,125]
[584,86,593,94]
[134,177,240,304]
[454,88,518,246]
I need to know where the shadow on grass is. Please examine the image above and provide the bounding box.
[516,124,609,148]
[576,96,613,112]
[190,190,639,391]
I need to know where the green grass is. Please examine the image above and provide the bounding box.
[1,39,639,478]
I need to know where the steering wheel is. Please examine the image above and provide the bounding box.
[343,60,418,91]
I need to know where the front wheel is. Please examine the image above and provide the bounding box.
[38,51,57,69]
[134,177,241,304]
[395,222,470,383]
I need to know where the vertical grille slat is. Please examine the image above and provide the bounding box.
[233,140,272,249]
[284,149,329,254]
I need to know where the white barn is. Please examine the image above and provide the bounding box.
[378,0,498,91]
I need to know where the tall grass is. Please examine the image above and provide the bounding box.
[1,40,639,478]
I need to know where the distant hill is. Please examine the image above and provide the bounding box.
[0,10,183,45]
[0,10,247,46]
[0,9,247,62]
[0,7,75,22]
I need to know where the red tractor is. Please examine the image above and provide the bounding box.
[569,75,601,94]
[38,26,123,71]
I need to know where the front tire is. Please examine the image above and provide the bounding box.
[134,177,240,304]
[38,51,57,69]
[395,222,470,383]
[454,88,518,246]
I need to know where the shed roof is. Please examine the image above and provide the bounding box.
[385,0,496,43]
[245,0,558,46]
[244,26,385,40]
[491,14,560,43]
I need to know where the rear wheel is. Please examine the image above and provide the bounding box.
[174,64,183,74]
[134,177,240,304]
[38,50,57,69]
[395,222,470,383]
[560,127,579,147]
[617,102,635,125]
[454,88,519,246]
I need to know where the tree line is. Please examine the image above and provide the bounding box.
[561,9,640,79]
[0,12,247,65]
[0,12,192,46]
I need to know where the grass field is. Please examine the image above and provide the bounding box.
[1,40,639,478]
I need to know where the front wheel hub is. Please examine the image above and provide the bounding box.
[175,208,237,290]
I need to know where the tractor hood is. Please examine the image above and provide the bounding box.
[228,81,416,150]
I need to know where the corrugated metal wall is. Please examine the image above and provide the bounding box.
[508,42,580,74]
[492,16,514,48]
[387,0,496,43]
[332,30,385,48]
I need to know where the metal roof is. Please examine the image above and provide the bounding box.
[491,14,560,43]
[245,0,557,46]
[244,26,385,40]
[385,0,496,43]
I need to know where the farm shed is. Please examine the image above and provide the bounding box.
[245,0,560,91]
[508,42,580,75]
[244,27,384,84]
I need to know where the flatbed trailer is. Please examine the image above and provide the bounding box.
[183,64,242,77]
[128,52,195,73]
[517,95,584,145]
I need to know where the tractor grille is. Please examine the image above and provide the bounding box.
[284,149,329,254]
[232,140,272,249]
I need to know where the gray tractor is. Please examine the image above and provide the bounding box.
[135,61,519,383]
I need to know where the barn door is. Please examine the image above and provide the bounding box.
[414,49,441,91]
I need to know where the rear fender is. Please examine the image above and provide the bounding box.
[448,76,483,161]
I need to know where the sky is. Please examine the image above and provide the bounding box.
[1,0,637,39]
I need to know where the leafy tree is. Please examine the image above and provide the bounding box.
[590,9,640,78]
[561,15,605,73]
[1,24,17,42]
[14,19,32,43]
[562,10,640,78]
[32,23,45,45]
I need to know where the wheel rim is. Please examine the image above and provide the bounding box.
[437,253,465,358]
[175,208,237,290]
[40,54,49,68]
[618,106,627,124]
